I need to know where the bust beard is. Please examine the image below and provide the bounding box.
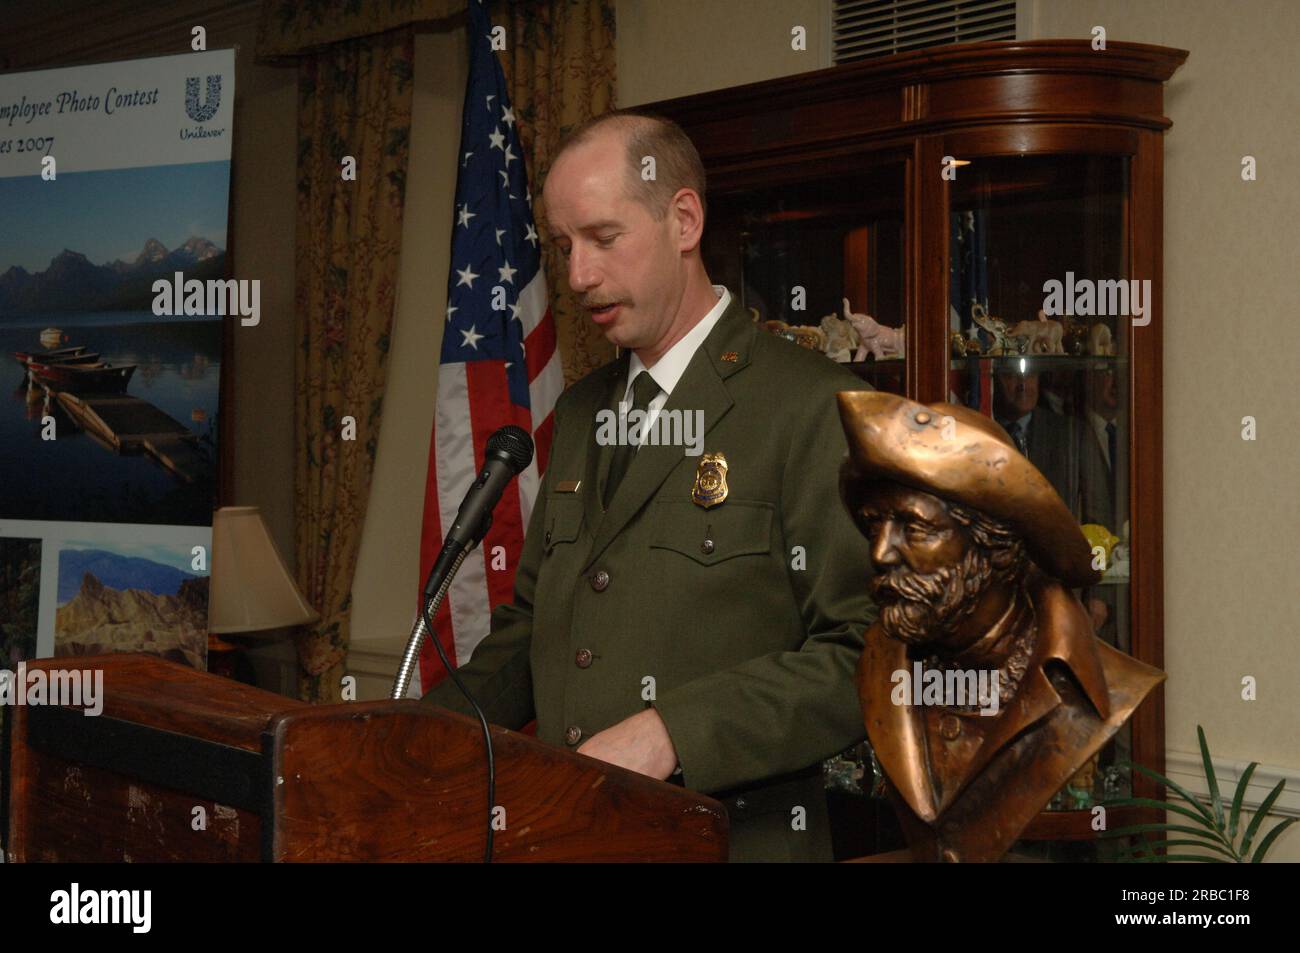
[869,545,997,649]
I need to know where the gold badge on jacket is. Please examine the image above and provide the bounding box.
[692,452,729,508]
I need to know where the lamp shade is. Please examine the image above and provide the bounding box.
[208,506,319,635]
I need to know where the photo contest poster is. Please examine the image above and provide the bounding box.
[0,49,235,672]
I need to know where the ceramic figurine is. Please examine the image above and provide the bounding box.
[1061,316,1090,355]
[787,325,826,351]
[969,303,1025,355]
[1008,310,1066,355]
[1089,322,1116,356]
[820,312,859,363]
[843,297,904,360]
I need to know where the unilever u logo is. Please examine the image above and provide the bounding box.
[185,75,221,122]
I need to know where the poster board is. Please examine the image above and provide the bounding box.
[0,50,235,674]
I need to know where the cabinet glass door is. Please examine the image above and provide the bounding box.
[946,153,1135,851]
[702,161,908,394]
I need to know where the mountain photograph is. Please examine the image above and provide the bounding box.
[0,236,225,316]
[56,547,199,604]
[54,545,209,671]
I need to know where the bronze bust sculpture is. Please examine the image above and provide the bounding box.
[837,391,1164,862]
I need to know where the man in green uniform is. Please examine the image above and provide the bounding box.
[421,109,877,861]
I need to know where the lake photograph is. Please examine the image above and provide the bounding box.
[0,161,229,526]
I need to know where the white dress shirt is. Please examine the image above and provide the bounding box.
[619,285,731,444]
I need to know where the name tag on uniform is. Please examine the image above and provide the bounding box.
[556,480,582,493]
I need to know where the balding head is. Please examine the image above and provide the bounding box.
[548,110,707,223]
[541,109,717,365]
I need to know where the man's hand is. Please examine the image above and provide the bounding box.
[576,708,679,781]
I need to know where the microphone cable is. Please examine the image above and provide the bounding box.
[420,562,496,863]
[413,424,533,863]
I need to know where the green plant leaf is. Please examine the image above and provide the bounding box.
[1229,762,1258,844]
[1198,726,1225,830]
[1105,821,1229,840]
[1241,778,1289,857]
[1125,854,1227,863]
[1105,823,1238,859]
[1250,817,1296,863]
[1100,797,1227,834]
[1126,762,1216,825]
[1114,836,1239,862]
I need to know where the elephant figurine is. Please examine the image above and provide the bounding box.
[843,297,904,360]
[1008,310,1066,355]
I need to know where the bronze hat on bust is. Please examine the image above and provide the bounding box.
[836,390,1099,588]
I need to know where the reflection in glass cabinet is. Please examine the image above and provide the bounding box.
[947,154,1135,820]
[703,161,907,395]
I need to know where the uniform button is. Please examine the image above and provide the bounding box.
[734,797,747,812]
[939,714,961,740]
[700,538,715,555]
[590,569,610,591]
[575,648,593,669]
[564,726,582,746]
[544,530,552,546]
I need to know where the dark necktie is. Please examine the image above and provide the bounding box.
[603,370,661,508]
[1106,421,1117,471]
[1002,418,1029,456]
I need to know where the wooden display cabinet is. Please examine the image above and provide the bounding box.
[647,40,1187,856]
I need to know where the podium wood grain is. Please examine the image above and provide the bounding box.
[5,654,727,862]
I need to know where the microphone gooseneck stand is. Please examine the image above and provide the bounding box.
[391,546,468,701]
[392,543,497,863]
[390,424,534,863]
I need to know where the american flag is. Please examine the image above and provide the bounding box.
[414,0,561,694]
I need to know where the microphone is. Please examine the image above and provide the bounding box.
[423,425,534,598]
[400,424,532,862]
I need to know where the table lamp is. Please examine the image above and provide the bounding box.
[208,506,319,676]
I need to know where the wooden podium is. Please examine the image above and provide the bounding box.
[4,654,728,862]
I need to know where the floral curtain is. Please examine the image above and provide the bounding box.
[258,0,460,57]
[292,29,415,702]
[500,0,618,384]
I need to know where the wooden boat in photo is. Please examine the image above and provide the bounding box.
[50,390,209,483]
[28,360,136,394]
[14,348,100,367]
[39,344,86,357]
